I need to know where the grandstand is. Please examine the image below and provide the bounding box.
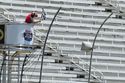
[0,0,125,83]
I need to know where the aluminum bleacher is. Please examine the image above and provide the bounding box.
[0,0,125,83]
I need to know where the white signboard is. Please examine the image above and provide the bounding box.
[5,23,34,45]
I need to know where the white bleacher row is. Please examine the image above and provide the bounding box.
[3,1,124,19]
[41,27,125,45]
[0,5,115,19]
[1,9,124,33]
[1,0,125,29]
[0,0,119,16]
[12,54,125,83]
[15,52,125,78]
[1,0,125,16]
[0,0,125,83]
[1,4,125,25]
[6,7,123,54]
[46,45,125,83]
[9,47,100,82]
[48,35,124,48]
[10,50,101,83]
[0,0,105,11]
[2,15,122,44]
[9,0,124,13]
[9,55,98,83]
[30,0,123,80]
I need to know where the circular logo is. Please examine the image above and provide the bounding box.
[0,29,4,40]
[23,30,33,42]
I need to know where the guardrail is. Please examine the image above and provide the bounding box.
[101,0,123,13]
[33,29,104,83]
[0,6,16,22]
[70,55,105,83]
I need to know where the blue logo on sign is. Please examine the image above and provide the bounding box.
[23,30,33,41]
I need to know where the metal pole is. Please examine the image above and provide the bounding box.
[88,12,113,83]
[8,49,11,83]
[38,7,62,83]
[0,51,7,83]
[2,57,6,83]
[18,55,20,83]
[20,54,28,83]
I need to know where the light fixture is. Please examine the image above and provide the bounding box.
[81,41,93,51]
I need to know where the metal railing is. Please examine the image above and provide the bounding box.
[104,0,119,6]
[101,0,124,13]
[70,55,104,83]
[33,30,104,83]
[0,6,16,22]
[21,34,76,83]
